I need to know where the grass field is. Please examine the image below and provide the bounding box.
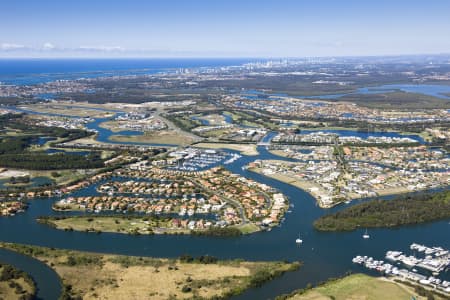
[109,130,194,146]
[21,104,114,118]
[0,264,35,300]
[287,274,428,300]
[39,216,262,235]
[40,216,189,235]
[0,243,299,300]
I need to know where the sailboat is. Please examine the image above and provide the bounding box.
[295,234,303,244]
[362,229,370,239]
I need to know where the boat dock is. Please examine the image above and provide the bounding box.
[352,243,450,295]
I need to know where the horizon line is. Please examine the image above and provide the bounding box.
[1,52,450,60]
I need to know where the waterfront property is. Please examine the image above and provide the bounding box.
[0,201,27,217]
[251,140,449,207]
[51,156,289,234]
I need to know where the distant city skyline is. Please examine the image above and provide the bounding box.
[1,0,450,58]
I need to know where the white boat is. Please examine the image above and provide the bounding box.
[363,229,370,239]
[295,234,303,244]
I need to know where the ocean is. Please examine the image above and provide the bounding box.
[0,58,256,85]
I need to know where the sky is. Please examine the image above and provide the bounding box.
[1,0,450,58]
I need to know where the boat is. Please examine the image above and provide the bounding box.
[295,234,303,244]
[363,229,370,239]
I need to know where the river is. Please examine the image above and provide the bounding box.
[1,107,449,299]
[0,248,61,300]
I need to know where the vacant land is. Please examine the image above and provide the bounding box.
[248,164,333,208]
[194,143,258,155]
[109,130,194,146]
[0,243,299,300]
[284,274,427,300]
[21,104,114,118]
[65,135,108,146]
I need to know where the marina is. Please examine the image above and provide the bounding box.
[165,148,232,171]
[0,61,449,299]
[353,243,450,295]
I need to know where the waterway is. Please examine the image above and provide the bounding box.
[0,58,256,85]
[0,248,61,300]
[240,84,450,101]
[0,108,449,299]
[303,84,450,100]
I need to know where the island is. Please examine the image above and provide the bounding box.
[313,190,450,231]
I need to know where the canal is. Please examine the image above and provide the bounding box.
[1,107,448,299]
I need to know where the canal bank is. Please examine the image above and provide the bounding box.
[0,247,62,300]
[0,107,448,299]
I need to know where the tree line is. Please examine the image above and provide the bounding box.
[314,190,450,231]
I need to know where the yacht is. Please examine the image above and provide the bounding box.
[363,229,370,239]
[295,235,303,244]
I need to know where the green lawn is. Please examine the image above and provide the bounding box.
[289,274,418,300]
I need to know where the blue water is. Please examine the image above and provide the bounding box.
[0,58,255,85]
[0,248,62,300]
[2,107,446,299]
[190,116,210,126]
[0,145,448,300]
[223,112,234,124]
[35,137,56,146]
[305,84,450,100]
[8,106,178,147]
[239,84,450,101]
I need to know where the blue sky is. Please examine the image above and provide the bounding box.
[1,0,450,57]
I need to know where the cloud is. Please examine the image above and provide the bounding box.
[78,45,124,52]
[0,43,127,55]
[0,43,27,50]
[42,42,56,50]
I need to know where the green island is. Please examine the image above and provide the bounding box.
[276,273,447,300]
[0,242,300,300]
[0,114,105,170]
[314,190,450,231]
[37,215,259,236]
[0,261,36,300]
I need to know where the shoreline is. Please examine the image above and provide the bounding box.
[0,242,300,300]
[248,167,337,208]
[248,166,446,209]
[38,215,262,236]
